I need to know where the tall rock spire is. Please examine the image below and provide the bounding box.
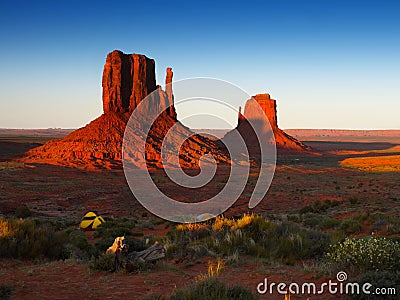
[165,67,176,119]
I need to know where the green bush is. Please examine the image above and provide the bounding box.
[62,229,97,260]
[0,217,98,261]
[0,218,67,260]
[350,271,400,300]
[299,200,340,214]
[287,214,301,223]
[89,253,115,272]
[299,205,314,214]
[339,219,362,234]
[302,213,324,228]
[319,217,340,230]
[15,205,32,218]
[170,277,258,300]
[93,218,137,238]
[326,236,400,272]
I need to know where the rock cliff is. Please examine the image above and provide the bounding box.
[21,51,227,169]
[229,93,311,155]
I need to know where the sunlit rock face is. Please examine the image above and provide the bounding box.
[20,50,228,169]
[231,93,311,155]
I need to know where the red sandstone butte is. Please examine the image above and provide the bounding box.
[228,93,311,154]
[20,50,229,169]
[102,51,156,114]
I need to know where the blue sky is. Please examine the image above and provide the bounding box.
[0,0,399,129]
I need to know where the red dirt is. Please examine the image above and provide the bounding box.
[1,139,400,298]
[0,258,343,300]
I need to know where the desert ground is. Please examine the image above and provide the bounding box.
[1,131,399,299]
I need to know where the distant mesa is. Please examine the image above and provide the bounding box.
[224,93,311,155]
[20,50,229,169]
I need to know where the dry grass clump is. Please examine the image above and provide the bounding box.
[176,223,208,232]
[212,214,256,231]
[196,259,224,282]
[0,217,13,238]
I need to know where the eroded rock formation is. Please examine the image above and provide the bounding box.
[20,50,228,169]
[102,51,157,114]
[230,93,311,154]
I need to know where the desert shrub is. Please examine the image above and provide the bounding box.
[319,217,340,230]
[354,213,369,222]
[94,237,116,252]
[302,213,324,228]
[299,205,314,214]
[167,214,330,264]
[326,236,400,272]
[287,214,301,223]
[339,219,362,234]
[367,213,400,233]
[0,218,67,260]
[89,253,115,272]
[350,271,400,300]
[14,205,32,218]
[62,228,97,260]
[349,196,359,204]
[93,223,134,239]
[170,277,258,300]
[0,284,12,300]
[386,215,400,234]
[299,200,340,215]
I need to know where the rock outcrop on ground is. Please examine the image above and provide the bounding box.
[20,50,229,169]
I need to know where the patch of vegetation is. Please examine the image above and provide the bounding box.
[171,261,256,300]
[88,253,115,272]
[170,277,258,300]
[299,200,340,214]
[93,218,146,253]
[0,217,67,260]
[62,228,97,260]
[0,217,97,261]
[166,214,330,265]
[93,217,137,239]
[339,219,362,234]
[326,236,400,273]
[350,271,400,300]
[287,213,341,231]
[14,204,32,218]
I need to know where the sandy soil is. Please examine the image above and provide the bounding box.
[0,137,399,299]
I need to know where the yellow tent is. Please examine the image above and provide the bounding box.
[80,212,105,231]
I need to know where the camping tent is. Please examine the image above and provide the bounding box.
[80,211,105,230]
